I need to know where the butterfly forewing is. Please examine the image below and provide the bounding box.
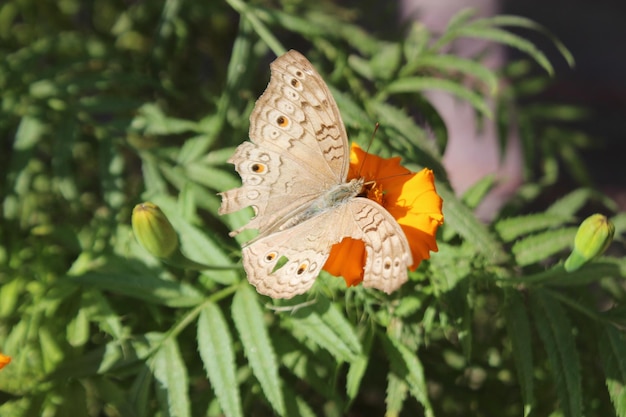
[251,50,349,183]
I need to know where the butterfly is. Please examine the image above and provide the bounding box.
[219,50,412,299]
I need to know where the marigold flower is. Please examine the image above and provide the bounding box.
[0,353,11,370]
[323,143,444,287]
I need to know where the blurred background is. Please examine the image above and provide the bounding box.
[505,0,626,198]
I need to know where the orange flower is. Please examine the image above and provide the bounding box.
[0,353,11,370]
[323,143,444,287]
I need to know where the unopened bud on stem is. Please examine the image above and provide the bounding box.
[564,214,614,272]
[132,202,179,259]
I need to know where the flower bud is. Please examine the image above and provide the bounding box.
[132,202,179,259]
[0,353,11,370]
[564,214,615,272]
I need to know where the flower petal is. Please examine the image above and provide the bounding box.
[0,353,11,370]
[325,238,366,287]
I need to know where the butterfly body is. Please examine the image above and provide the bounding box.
[280,178,364,231]
[219,50,412,298]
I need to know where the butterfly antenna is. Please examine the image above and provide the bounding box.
[357,122,379,178]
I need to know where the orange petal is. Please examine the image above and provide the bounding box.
[324,238,366,287]
[0,353,11,370]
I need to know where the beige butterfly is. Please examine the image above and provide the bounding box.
[219,50,412,299]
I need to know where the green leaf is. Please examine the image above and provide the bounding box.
[346,327,373,403]
[484,15,575,67]
[456,25,554,75]
[512,227,577,266]
[599,324,626,417]
[496,213,572,242]
[403,22,430,64]
[152,338,191,417]
[283,385,317,417]
[92,378,140,417]
[134,103,199,135]
[504,289,534,417]
[284,296,362,363]
[232,286,285,416]
[369,43,402,80]
[381,333,433,417]
[385,76,492,118]
[406,54,499,94]
[66,305,89,347]
[385,371,408,416]
[198,302,243,417]
[461,174,496,210]
[530,290,582,417]
[546,189,593,217]
[130,366,153,417]
[185,163,241,192]
[13,115,45,151]
[369,101,447,180]
[277,340,338,403]
[436,184,509,263]
[70,271,204,307]
[226,0,285,57]
[168,215,239,285]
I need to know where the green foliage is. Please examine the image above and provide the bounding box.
[0,1,624,416]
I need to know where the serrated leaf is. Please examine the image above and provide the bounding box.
[177,134,217,165]
[135,103,199,135]
[462,174,496,210]
[330,86,372,129]
[273,331,339,401]
[152,338,191,417]
[346,353,368,403]
[381,334,433,417]
[92,378,139,417]
[185,163,242,192]
[283,384,317,417]
[408,54,499,94]
[546,189,593,217]
[496,213,571,242]
[436,184,508,263]
[369,101,448,181]
[369,43,401,80]
[403,22,430,64]
[599,324,626,417]
[346,327,373,403]
[70,272,204,307]
[530,290,582,417]
[130,366,153,417]
[198,303,242,417]
[385,76,492,118]
[504,289,534,417]
[385,371,408,416]
[512,227,577,266]
[232,286,285,416]
[457,25,554,75]
[484,15,575,67]
[285,296,361,363]
[169,216,239,285]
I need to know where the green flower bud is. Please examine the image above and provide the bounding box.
[564,214,615,272]
[132,202,179,259]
